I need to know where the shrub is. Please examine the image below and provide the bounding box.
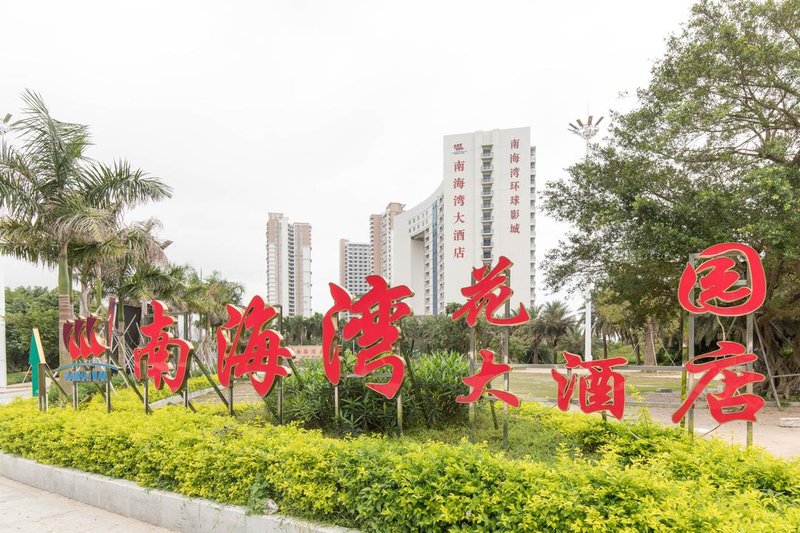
[261,351,469,433]
[0,391,798,532]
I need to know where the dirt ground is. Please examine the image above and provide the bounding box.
[644,405,800,459]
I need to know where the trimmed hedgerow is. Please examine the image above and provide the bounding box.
[0,393,798,532]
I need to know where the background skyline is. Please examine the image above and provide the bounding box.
[1,0,697,312]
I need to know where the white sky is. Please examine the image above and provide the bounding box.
[1,0,696,312]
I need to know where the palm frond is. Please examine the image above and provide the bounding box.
[0,141,39,215]
[0,217,58,266]
[48,193,116,242]
[80,160,172,210]
[15,89,90,190]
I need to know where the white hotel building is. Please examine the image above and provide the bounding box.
[392,127,536,315]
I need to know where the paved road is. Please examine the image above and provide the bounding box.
[0,475,174,532]
[0,384,32,405]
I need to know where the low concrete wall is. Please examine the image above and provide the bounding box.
[0,452,353,533]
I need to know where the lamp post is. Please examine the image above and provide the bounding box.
[0,113,12,387]
[568,115,603,361]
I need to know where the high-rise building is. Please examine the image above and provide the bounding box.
[392,127,536,315]
[339,239,372,296]
[266,213,312,317]
[369,202,405,281]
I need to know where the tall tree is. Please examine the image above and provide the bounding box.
[0,91,171,366]
[544,0,800,395]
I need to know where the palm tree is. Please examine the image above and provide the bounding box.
[73,217,168,316]
[0,91,171,365]
[534,300,575,363]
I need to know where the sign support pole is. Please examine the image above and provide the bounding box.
[37,363,47,412]
[278,378,284,424]
[746,313,754,448]
[502,272,511,452]
[468,328,476,444]
[396,393,403,438]
[183,353,191,410]
[227,379,234,416]
[105,351,112,413]
[192,353,227,410]
[686,254,696,439]
[141,355,149,415]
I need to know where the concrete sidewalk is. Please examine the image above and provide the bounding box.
[0,475,173,532]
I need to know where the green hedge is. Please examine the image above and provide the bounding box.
[0,392,798,532]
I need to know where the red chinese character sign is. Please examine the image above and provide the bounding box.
[457,349,519,407]
[452,256,528,412]
[672,341,765,424]
[63,315,107,360]
[551,352,627,420]
[452,256,529,327]
[134,301,192,394]
[322,276,412,399]
[678,243,766,316]
[674,242,767,436]
[216,295,294,397]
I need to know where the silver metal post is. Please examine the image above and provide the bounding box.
[396,393,403,438]
[746,313,754,448]
[468,329,476,444]
[686,254,696,438]
[503,271,511,451]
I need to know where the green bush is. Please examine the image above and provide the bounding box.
[47,374,217,408]
[0,390,798,532]
[261,351,469,433]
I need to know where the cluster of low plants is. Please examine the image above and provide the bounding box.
[0,385,798,532]
[46,373,217,408]
[260,351,470,433]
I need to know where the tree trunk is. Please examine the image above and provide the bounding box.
[79,279,91,317]
[644,317,658,366]
[57,250,72,367]
[633,334,641,365]
[602,332,608,359]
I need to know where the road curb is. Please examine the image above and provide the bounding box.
[0,452,354,532]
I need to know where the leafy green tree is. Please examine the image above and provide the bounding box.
[0,91,171,366]
[543,0,800,396]
[4,287,60,369]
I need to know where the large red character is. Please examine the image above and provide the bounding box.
[672,341,765,424]
[133,300,192,393]
[457,349,520,407]
[63,315,107,360]
[551,352,628,420]
[452,255,530,327]
[678,243,766,316]
[216,295,293,398]
[321,276,412,399]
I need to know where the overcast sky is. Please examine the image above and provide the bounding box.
[1,0,697,312]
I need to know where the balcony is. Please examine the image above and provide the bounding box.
[482,203,493,210]
[481,164,493,172]
[482,189,492,197]
[482,225,493,234]
[481,151,493,159]
[482,215,493,222]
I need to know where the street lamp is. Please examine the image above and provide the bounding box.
[0,113,11,387]
[568,115,604,361]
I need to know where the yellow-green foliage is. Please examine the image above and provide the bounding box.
[0,392,798,532]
